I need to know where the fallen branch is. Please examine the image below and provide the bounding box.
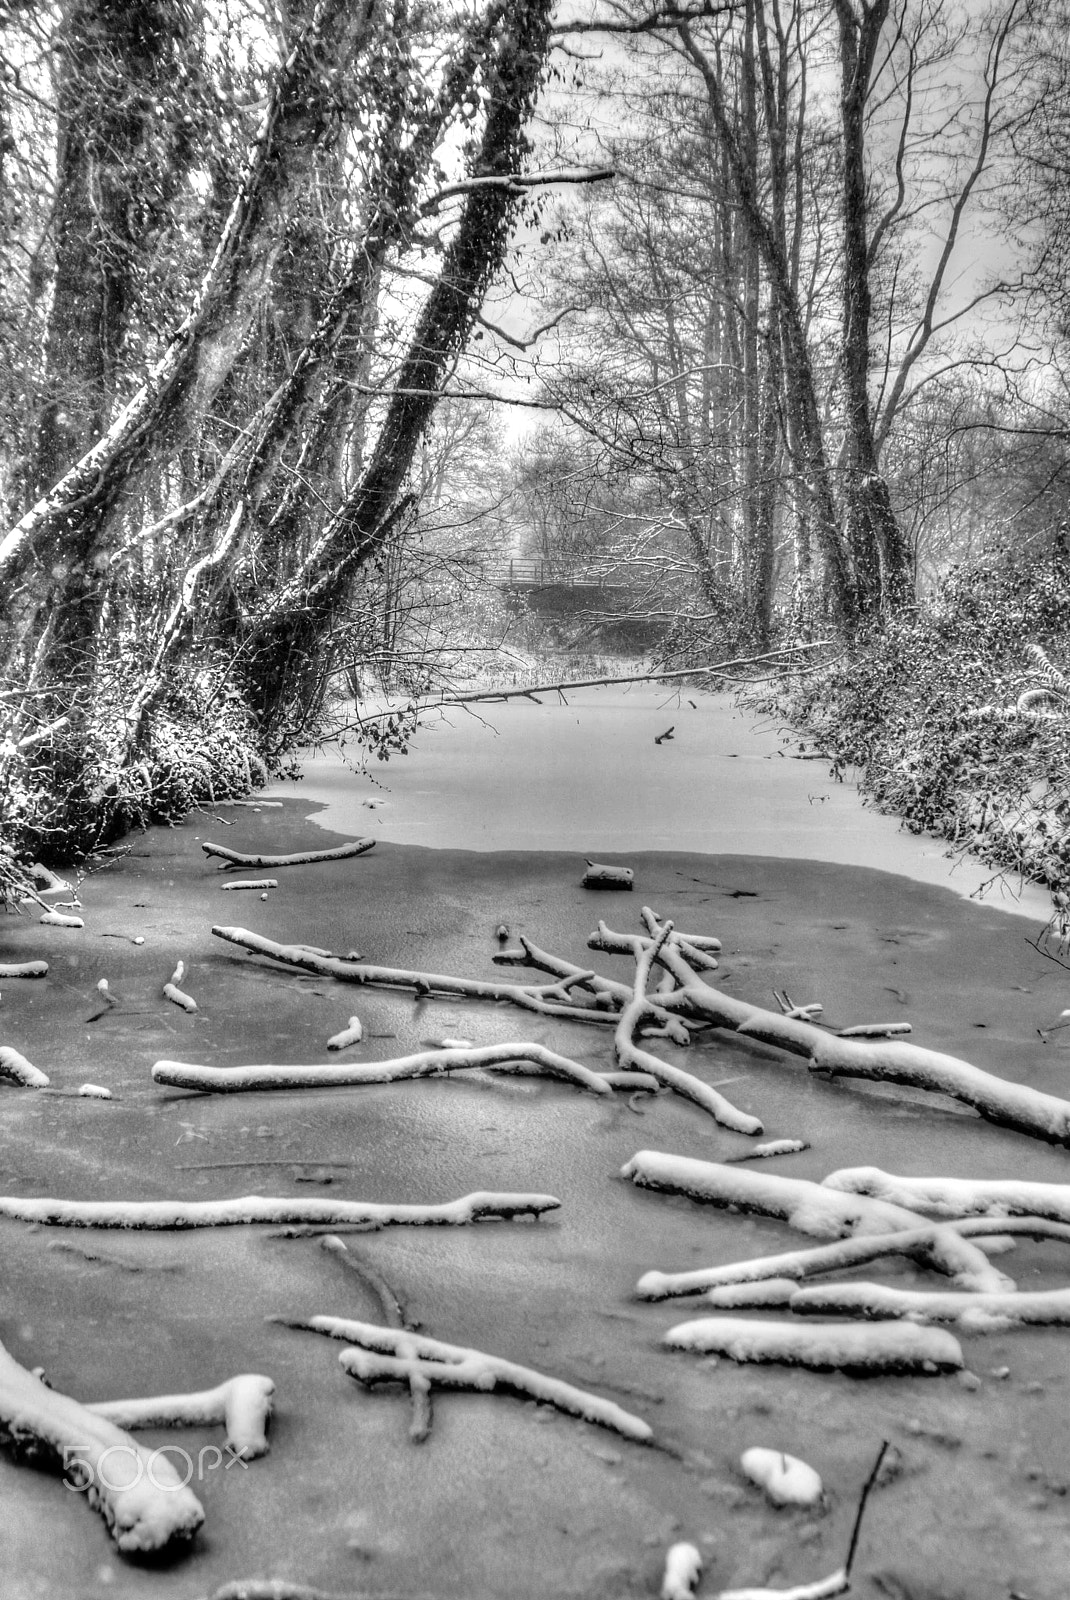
[822,1166,1070,1224]
[636,1215,1070,1302]
[220,879,280,892]
[89,1373,275,1458]
[663,1316,963,1374]
[614,926,761,1135]
[725,1139,809,1163]
[0,1046,49,1088]
[164,961,198,1013]
[788,1281,1070,1329]
[212,926,616,1025]
[327,1017,363,1051]
[0,1337,204,1553]
[292,1315,654,1444]
[320,1237,430,1441]
[339,644,834,732]
[622,1151,1011,1292]
[624,910,1070,1146]
[152,1043,614,1096]
[0,1191,560,1229]
[0,961,48,978]
[202,840,374,869]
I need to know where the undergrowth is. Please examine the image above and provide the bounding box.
[756,550,1070,942]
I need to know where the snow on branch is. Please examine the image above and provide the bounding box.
[0,1191,560,1230]
[0,1338,204,1554]
[289,1316,654,1445]
[622,1151,1012,1292]
[613,922,761,1135]
[211,926,618,1025]
[203,840,375,869]
[625,908,1070,1146]
[89,1374,275,1459]
[634,1216,1060,1302]
[663,1315,964,1374]
[787,1281,1070,1330]
[152,1042,615,1096]
[0,1046,49,1088]
[822,1166,1070,1224]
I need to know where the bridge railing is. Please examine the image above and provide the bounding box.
[484,557,622,589]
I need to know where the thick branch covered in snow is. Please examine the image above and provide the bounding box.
[0,1046,49,1088]
[663,1316,964,1373]
[203,840,375,868]
[0,1191,559,1229]
[294,1316,654,1444]
[637,1215,1070,1302]
[0,961,48,978]
[823,1166,1070,1224]
[613,923,762,1135]
[788,1281,1070,1329]
[617,909,1070,1145]
[0,1338,204,1553]
[89,1374,275,1458]
[622,1151,1011,1292]
[152,1042,614,1096]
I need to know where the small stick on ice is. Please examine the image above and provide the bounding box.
[320,1237,430,1440]
[220,879,280,892]
[290,1316,654,1445]
[0,1046,49,1088]
[153,1042,615,1097]
[0,1191,560,1230]
[163,961,197,1013]
[203,839,374,869]
[89,1373,275,1458]
[0,1338,204,1553]
[726,1139,810,1163]
[662,1542,702,1600]
[664,1316,963,1374]
[326,1017,363,1051]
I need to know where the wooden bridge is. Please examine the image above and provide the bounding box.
[483,557,635,593]
[481,557,664,648]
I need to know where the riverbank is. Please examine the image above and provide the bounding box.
[0,705,1068,1598]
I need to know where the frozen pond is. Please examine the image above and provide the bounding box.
[268,684,1054,923]
[3,679,1068,1600]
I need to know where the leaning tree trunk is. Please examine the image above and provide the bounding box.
[833,0,914,613]
[238,0,556,743]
